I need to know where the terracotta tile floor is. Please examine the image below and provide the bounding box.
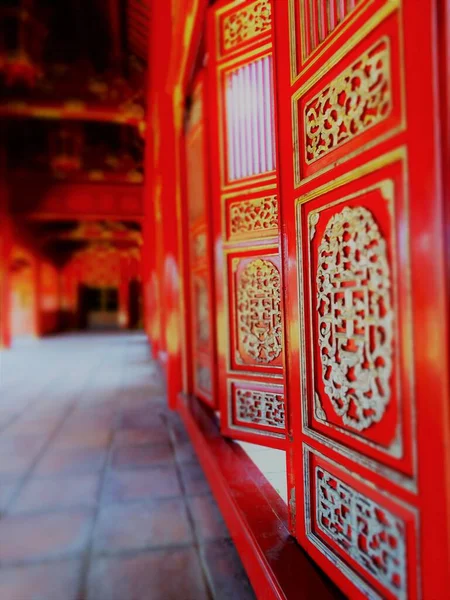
[0,333,255,600]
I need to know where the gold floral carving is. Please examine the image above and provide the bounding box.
[222,0,271,52]
[316,206,393,431]
[305,38,392,163]
[237,258,282,364]
[229,196,278,239]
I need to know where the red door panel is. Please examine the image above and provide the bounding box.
[207,0,287,449]
[185,74,217,407]
[274,0,450,598]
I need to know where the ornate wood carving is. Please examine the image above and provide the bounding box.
[235,388,285,429]
[237,258,282,365]
[229,195,278,239]
[316,206,393,432]
[316,466,406,598]
[222,0,272,53]
[305,38,391,163]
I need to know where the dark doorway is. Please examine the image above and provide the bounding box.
[128,279,142,329]
[77,285,119,330]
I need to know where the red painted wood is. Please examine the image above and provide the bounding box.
[177,391,343,600]
[206,0,288,450]
[273,0,450,598]
[183,72,218,407]
[10,179,143,221]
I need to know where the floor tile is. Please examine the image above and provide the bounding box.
[0,559,82,600]
[93,498,192,552]
[87,548,209,600]
[0,480,21,513]
[35,446,108,476]
[111,443,174,469]
[0,436,46,476]
[201,539,256,600]
[174,441,199,464]
[12,474,100,513]
[101,466,181,503]
[114,427,171,447]
[120,408,165,430]
[52,429,112,449]
[0,333,252,598]
[0,509,94,563]
[188,495,230,542]
[180,462,211,496]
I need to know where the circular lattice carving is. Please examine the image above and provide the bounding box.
[237,258,282,364]
[316,206,393,431]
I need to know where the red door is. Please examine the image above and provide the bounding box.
[206,0,288,449]
[273,1,450,598]
[184,72,218,407]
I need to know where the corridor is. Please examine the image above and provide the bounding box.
[0,333,254,600]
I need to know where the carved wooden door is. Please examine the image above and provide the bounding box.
[184,73,217,407]
[273,1,450,598]
[206,0,287,448]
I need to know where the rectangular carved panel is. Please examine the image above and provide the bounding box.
[297,157,415,486]
[304,449,417,600]
[227,380,286,439]
[218,0,272,57]
[293,12,403,185]
[305,38,391,164]
[228,250,283,375]
[227,194,278,241]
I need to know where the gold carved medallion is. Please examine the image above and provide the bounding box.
[237,258,282,364]
[316,206,393,431]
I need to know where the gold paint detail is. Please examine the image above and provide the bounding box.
[229,195,278,238]
[316,206,393,431]
[222,0,272,53]
[309,212,320,240]
[237,258,282,364]
[316,466,406,597]
[305,38,392,163]
[235,388,285,429]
